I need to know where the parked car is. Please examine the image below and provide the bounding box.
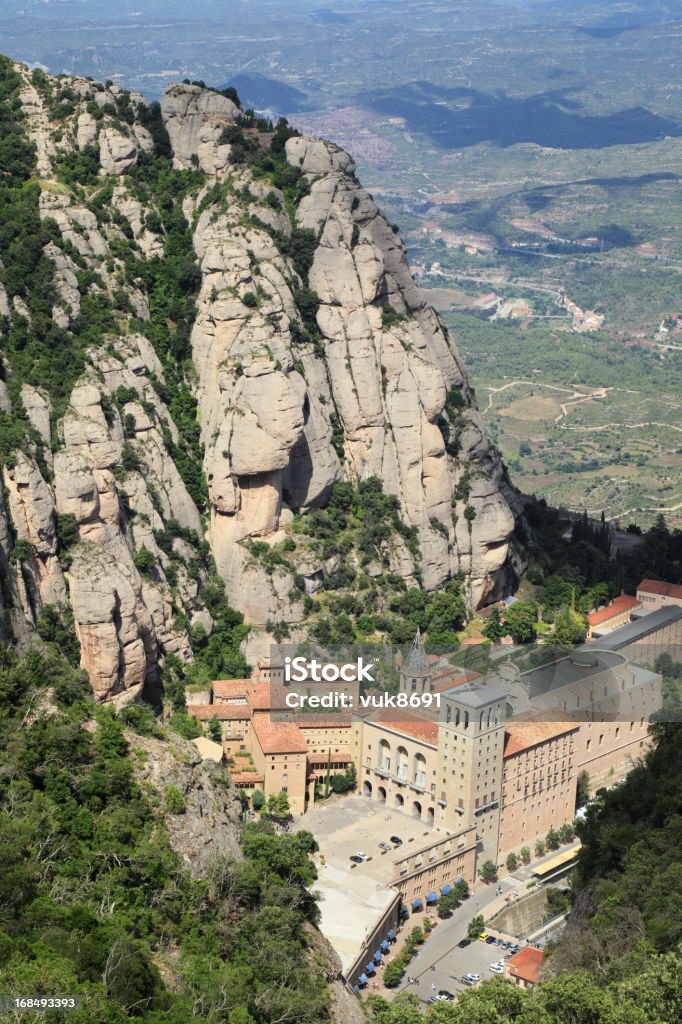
[489,963,505,974]
[378,842,392,851]
[485,936,497,944]
[350,853,369,863]
[390,836,403,846]
[478,932,489,942]
[457,939,470,948]
[465,973,481,983]
[461,977,476,986]
[437,991,455,1001]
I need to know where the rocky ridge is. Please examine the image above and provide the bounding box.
[0,60,524,703]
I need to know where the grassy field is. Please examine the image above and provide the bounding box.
[431,312,682,530]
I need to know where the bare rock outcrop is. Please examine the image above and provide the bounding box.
[99,125,138,176]
[68,544,153,704]
[183,112,519,615]
[127,729,243,876]
[161,83,238,173]
[3,452,66,608]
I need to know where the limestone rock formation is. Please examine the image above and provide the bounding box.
[162,82,238,173]
[0,61,524,702]
[99,125,138,176]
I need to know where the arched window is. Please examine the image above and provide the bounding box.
[413,753,427,789]
[379,739,391,772]
[396,746,409,782]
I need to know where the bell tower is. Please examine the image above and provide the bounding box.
[399,629,433,695]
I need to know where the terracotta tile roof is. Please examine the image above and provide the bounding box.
[211,679,290,712]
[637,578,682,600]
[504,716,578,758]
[229,772,264,784]
[307,753,353,764]
[507,946,544,985]
[211,679,253,697]
[433,670,482,693]
[373,709,439,745]
[588,595,641,627]
[252,717,309,755]
[187,703,250,721]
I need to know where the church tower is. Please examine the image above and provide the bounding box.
[399,629,433,695]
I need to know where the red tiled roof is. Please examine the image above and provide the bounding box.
[504,717,578,758]
[229,773,264,784]
[211,679,253,697]
[433,670,482,693]
[252,717,309,755]
[373,710,439,745]
[507,946,544,984]
[187,703,250,721]
[307,753,352,765]
[588,595,641,627]
[211,679,291,712]
[637,578,682,600]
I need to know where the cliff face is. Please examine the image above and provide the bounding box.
[0,61,523,702]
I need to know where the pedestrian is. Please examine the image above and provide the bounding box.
[431,965,436,972]
[431,983,436,991]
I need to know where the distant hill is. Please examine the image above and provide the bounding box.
[221,72,310,114]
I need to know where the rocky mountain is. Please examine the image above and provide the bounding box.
[0,58,524,704]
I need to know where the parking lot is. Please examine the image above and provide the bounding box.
[397,926,522,1002]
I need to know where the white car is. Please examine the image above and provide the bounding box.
[489,962,505,974]
[378,842,392,852]
[356,852,369,861]
[465,973,481,983]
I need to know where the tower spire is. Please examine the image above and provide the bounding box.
[407,627,428,672]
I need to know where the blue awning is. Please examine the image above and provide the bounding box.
[441,885,451,895]
[380,939,389,951]
[426,891,438,903]
[366,962,376,974]
[374,950,382,962]
[358,975,367,986]
[388,928,397,940]
[411,898,423,911]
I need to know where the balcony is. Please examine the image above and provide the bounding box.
[410,780,426,793]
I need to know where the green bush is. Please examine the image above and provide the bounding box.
[164,784,186,814]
